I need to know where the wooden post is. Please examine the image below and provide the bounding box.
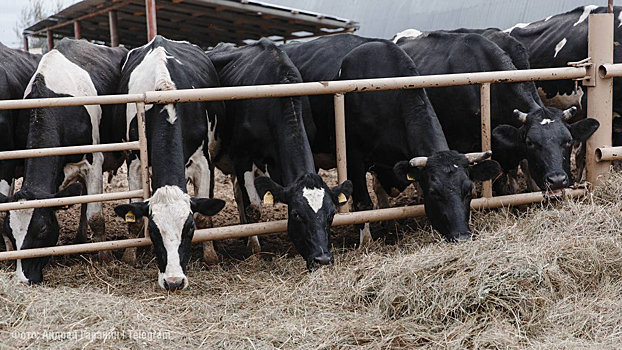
[480,83,492,197]
[46,29,53,50]
[334,93,350,213]
[73,21,82,39]
[135,102,151,238]
[145,0,157,41]
[22,36,29,52]
[109,11,119,47]
[586,13,614,186]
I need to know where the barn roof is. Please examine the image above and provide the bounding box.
[23,0,359,48]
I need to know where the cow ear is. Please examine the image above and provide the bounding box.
[469,160,502,182]
[0,193,8,204]
[191,198,225,216]
[570,118,600,142]
[492,125,526,171]
[254,176,288,204]
[52,183,83,210]
[330,180,353,206]
[114,202,150,222]
[393,161,421,183]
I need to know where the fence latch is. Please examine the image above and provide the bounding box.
[569,57,595,87]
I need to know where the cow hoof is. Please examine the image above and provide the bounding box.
[98,250,114,264]
[247,235,261,255]
[121,248,137,266]
[202,242,219,265]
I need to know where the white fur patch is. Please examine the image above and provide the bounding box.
[541,119,554,125]
[453,164,458,168]
[537,87,584,110]
[393,28,422,43]
[244,165,262,208]
[126,46,178,139]
[554,38,567,58]
[574,5,598,26]
[9,206,34,284]
[545,15,553,21]
[0,179,10,197]
[504,23,530,33]
[207,111,220,157]
[618,11,622,27]
[185,142,211,197]
[302,187,325,213]
[149,185,191,290]
[25,50,102,145]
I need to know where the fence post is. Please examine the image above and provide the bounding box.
[135,102,151,237]
[334,93,349,213]
[585,13,614,186]
[480,83,492,198]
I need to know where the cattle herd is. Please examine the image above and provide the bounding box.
[0,5,616,291]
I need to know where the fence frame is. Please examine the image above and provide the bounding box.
[0,12,615,261]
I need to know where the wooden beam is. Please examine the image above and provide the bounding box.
[47,29,53,50]
[22,36,29,52]
[109,10,119,47]
[74,20,82,39]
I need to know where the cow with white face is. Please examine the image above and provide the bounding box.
[0,42,40,252]
[0,39,128,284]
[111,36,226,291]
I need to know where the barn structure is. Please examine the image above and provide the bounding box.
[22,0,359,51]
[262,0,606,39]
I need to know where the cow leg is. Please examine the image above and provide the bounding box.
[74,180,89,244]
[349,155,373,247]
[233,163,262,255]
[187,143,219,265]
[83,152,112,263]
[372,174,390,209]
[121,154,143,266]
[520,159,540,192]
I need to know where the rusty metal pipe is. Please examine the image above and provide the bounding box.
[595,146,622,161]
[0,190,144,212]
[480,83,492,198]
[0,189,587,261]
[0,142,140,161]
[334,93,349,213]
[0,67,588,111]
[598,63,622,78]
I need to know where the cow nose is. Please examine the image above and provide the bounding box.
[545,173,568,190]
[163,277,186,291]
[448,232,472,242]
[313,253,333,266]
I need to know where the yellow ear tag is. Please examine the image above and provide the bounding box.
[125,211,136,223]
[407,173,415,181]
[338,193,347,204]
[62,205,70,209]
[263,191,274,205]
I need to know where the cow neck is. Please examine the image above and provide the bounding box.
[22,110,64,194]
[404,95,450,157]
[495,82,541,118]
[277,97,315,186]
[148,105,188,192]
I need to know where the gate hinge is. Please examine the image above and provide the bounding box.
[569,57,595,87]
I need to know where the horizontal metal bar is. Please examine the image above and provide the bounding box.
[0,66,588,111]
[598,63,622,78]
[0,190,144,212]
[0,188,587,261]
[0,141,140,161]
[595,146,622,161]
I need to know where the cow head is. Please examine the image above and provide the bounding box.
[493,107,599,190]
[254,173,352,271]
[0,183,83,284]
[113,186,225,291]
[394,151,501,241]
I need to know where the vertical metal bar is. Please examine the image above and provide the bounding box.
[608,0,614,14]
[334,93,349,213]
[586,13,614,186]
[109,11,119,47]
[73,21,82,39]
[22,36,29,52]
[480,83,493,198]
[46,29,53,51]
[136,102,151,238]
[145,0,158,41]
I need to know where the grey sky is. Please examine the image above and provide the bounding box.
[0,0,77,48]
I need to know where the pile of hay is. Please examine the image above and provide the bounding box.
[1,172,622,349]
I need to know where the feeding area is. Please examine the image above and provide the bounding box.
[1,0,622,348]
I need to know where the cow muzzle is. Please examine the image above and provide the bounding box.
[307,252,334,271]
[448,232,472,243]
[163,276,188,291]
[544,172,569,190]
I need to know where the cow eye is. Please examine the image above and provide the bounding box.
[526,139,535,148]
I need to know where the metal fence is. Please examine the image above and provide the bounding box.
[0,12,620,262]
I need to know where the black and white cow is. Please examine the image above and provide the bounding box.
[207,38,352,270]
[0,39,128,284]
[397,31,599,193]
[282,34,501,244]
[506,6,622,127]
[111,36,226,291]
[0,42,40,251]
